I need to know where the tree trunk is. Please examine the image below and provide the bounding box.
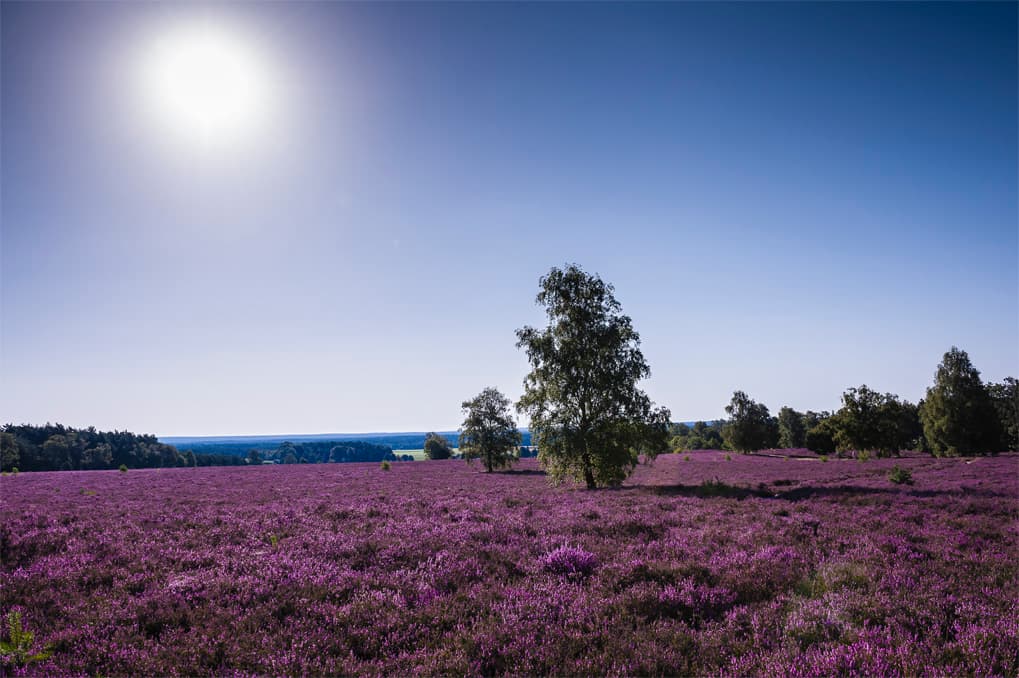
[581,440,596,489]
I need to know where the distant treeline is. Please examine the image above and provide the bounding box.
[0,424,410,472]
[259,441,399,465]
[0,424,245,472]
[670,349,1017,457]
[168,430,533,458]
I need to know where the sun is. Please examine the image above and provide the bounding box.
[136,20,274,150]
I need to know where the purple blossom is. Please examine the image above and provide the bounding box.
[0,452,1016,675]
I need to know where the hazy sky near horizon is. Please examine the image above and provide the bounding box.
[2,2,1016,437]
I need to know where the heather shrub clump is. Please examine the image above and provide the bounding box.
[539,545,598,578]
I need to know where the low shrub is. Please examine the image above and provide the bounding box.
[539,545,597,578]
[118,464,128,473]
[380,460,391,471]
[888,465,913,485]
[0,610,51,668]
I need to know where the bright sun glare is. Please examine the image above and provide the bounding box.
[137,20,273,150]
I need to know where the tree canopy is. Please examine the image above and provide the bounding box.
[459,387,522,472]
[777,407,807,449]
[919,347,1002,456]
[722,391,778,454]
[516,265,671,488]
[831,386,921,457]
[669,420,726,452]
[423,432,454,460]
[987,377,1018,451]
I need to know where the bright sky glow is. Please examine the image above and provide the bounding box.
[135,20,274,150]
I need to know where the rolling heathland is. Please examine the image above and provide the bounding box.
[1,453,1017,676]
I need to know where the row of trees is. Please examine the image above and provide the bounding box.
[0,426,413,472]
[452,265,1016,489]
[0,424,246,472]
[260,440,401,465]
[716,349,1016,457]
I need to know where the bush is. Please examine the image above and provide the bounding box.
[857,450,871,462]
[423,433,454,460]
[380,460,391,471]
[0,610,51,667]
[724,454,731,461]
[118,464,128,473]
[539,545,597,578]
[888,465,913,485]
[819,455,828,463]
[11,467,18,475]
[684,455,691,461]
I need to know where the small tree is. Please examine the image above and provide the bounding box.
[777,406,806,449]
[247,449,262,465]
[722,391,776,454]
[987,377,1019,451]
[516,264,671,488]
[805,421,836,456]
[919,347,1001,456]
[423,432,454,460]
[459,387,522,472]
[0,432,20,473]
[831,386,917,458]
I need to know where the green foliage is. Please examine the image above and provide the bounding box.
[857,450,871,462]
[423,432,454,460]
[986,377,1019,451]
[831,385,920,458]
[516,264,671,489]
[919,347,1002,456]
[888,465,913,485]
[380,460,391,471]
[722,391,778,454]
[0,432,20,472]
[777,406,807,448]
[0,611,51,668]
[11,467,18,475]
[118,464,128,473]
[459,387,522,472]
[804,416,836,456]
[0,423,246,471]
[669,420,726,452]
[819,455,828,463]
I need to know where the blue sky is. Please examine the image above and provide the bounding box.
[2,2,1016,436]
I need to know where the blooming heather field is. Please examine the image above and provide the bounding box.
[2,453,1017,676]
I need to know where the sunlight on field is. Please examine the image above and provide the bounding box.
[392,448,460,461]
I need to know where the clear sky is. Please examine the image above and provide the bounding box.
[2,2,1016,437]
